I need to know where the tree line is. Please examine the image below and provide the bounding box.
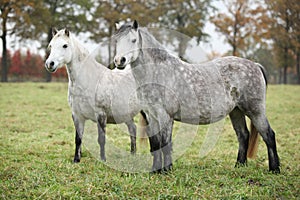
[1,49,67,81]
[1,0,299,83]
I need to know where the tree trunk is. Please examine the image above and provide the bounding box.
[176,15,187,60]
[232,44,237,56]
[44,27,53,82]
[108,24,114,69]
[1,34,8,82]
[232,10,239,57]
[44,0,59,82]
[283,46,288,84]
[178,35,187,60]
[297,51,300,84]
[283,66,288,84]
[1,9,8,82]
[279,68,282,84]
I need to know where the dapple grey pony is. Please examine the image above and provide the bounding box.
[45,28,146,163]
[113,20,280,173]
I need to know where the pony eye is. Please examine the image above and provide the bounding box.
[63,44,68,48]
[132,39,137,43]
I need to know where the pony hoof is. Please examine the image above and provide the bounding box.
[235,161,247,168]
[100,157,106,162]
[163,164,173,174]
[270,167,280,174]
[130,150,136,155]
[150,169,162,174]
[73,158,80,163]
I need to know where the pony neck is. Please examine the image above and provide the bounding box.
[139,28,164,50]
[66,34,109,91]
[133,28,178,66]
[66,34,90,85]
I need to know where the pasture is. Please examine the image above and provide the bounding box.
[0,82,299,199]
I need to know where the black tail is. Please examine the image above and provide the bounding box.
[256,63,268,86]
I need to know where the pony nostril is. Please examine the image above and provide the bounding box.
[120,57,126,65]
[50,61,55,67]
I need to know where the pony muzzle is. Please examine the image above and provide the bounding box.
[45,60,57,73]
[114,57,127,69]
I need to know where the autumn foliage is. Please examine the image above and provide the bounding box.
[2,49,67,81]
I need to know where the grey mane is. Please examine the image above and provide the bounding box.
[138,28,184,65]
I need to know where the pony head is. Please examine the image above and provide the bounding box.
[114,20,140,70]
[45,28,73,73]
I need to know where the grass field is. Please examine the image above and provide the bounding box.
[0,83,299,199]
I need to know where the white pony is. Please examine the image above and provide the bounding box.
[45,28,145,162]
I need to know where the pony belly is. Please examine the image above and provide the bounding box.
[74,106,97,122]
[100,104,139,124]
[173,112,227,125]
[70,97,98,122]
[172,96,233,125]
[106,115,133,124]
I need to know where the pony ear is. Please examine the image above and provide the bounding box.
[64,28,70,37]
[115,22,121,30]
[52,28,58,37]
[133,20,138,30]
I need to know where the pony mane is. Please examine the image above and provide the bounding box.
[138,28,182,64]
[70,34,89,62]
[138,28,165,50]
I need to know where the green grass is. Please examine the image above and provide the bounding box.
[0,83,299,199]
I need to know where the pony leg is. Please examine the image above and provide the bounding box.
[144,111,162,173]
[148,132,162,173]
[161,119,174,172]
[125,120,137,154]
[251,114,280,173]
[146,107,173,173]
[229,107,249,167]
[72,114,85,163]
[97,115,107,161]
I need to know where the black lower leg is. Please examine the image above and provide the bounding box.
[74,130,82,163]
[235,132,249,167]
[230,108,249,168]
[130,135,136,154]
[266,127,280,173]
[98,131,106,161]
[162,143,172,172]
[97,116,106,161]
[126,122,136,154]
[148,135,162,173]
[161,123,173,173]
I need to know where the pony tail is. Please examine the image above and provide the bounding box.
[247,63,266,159]
[247,122,259,159]
[138,112,148,146]
[256,63,268,86]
